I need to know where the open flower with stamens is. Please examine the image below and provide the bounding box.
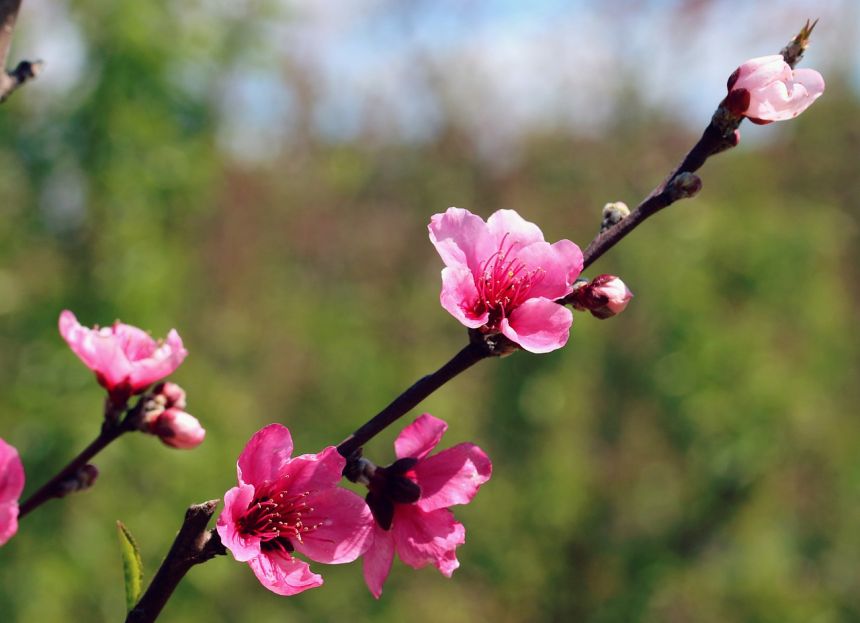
[0,437,24,547]
[362,414,492,598]
[429,208,583,353]
[59,310,188,405]
[216,424,373,596]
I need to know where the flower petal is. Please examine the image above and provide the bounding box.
[414,442,492,513]
[439,266,487,329]
[0,502,18,547]
[278,446,345,494]
[501,298,573,353]
[362,525,396,599]
[127,329,188,391]
[486,209,545,250]
[428,207,495,275]
[247,550,323,596]
[392,505,465,577]
[236,424,294,486]
[294,487,373,564]
[514,239,583,300]
[59,311,133,389]
[0,438,25,506]
[215,484,261,562]
[395,414,447,461]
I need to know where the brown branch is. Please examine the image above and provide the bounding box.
[126,501,227,623]
[18,399,141,518]
[0,0,41,103]
[573,20,815,274]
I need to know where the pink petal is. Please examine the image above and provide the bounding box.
[236,424,294,486]
[126,329,188,391]
[414,443,492,513]
[0,438,25,505]
[395,414,447,460]
[293,487,373,564]
[501,298,573,353]
[0,438,23,547]
[439,266,487,329]
[733,55,788,91]
[392,505,465,577]
[153,409,206,450]
[215,484,261,562]
[279,446,345,494]
[0,502,18,547]
[59,311,133,389]
[514,239,583,300]
[362,525,395,599]
[248,550,323,596]
[486,209,545,250]
[428,207,495,275]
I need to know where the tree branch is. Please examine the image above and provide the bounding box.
[126,501,227,623]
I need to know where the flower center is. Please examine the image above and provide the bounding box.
[239,486,318,552]
[474,234,544,326]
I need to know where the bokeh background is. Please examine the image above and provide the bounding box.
[1,0,859,621]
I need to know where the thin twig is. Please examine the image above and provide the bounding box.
[18,400,141,518]
[126,501,227,623]
[575,20,814,273]
[337,339,492,458]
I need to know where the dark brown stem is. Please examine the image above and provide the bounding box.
[126,501,227,623]
[18,420,126,518]
[576,21,813,272]
[0,0,41,103]
[337,340,491,458]
[18,399,141,518]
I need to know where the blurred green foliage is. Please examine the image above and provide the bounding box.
[1,4,859,623]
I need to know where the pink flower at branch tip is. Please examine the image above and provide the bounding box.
[59,310,188,404]
[362,414,492,598]
[726,54,824,123]
[429,208,583,353]
[0,437,25,547]
[216,424,373,596]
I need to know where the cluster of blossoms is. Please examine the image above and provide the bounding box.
[216,415,492,597]
[0,49,826,613]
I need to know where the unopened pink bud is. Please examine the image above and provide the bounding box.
[588,275,633,318]
[151,408,206,449]
[152,382,187,410]
[567,274,633,319]
[725,55,824,122]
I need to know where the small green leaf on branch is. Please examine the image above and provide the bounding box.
[117,520,144,612]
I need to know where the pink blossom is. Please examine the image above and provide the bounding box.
[0,437,25,547]
[59,310,188,403]
[429,208,583,353]
[150,408,206,449]
[216,424,373,596]
[726,55,824,123]
[362,414,492,598]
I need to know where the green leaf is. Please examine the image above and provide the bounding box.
[116,520,144,612]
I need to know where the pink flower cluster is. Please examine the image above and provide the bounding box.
[429,208,583,353]
[0,438,24,547]
[217,416,491,598]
